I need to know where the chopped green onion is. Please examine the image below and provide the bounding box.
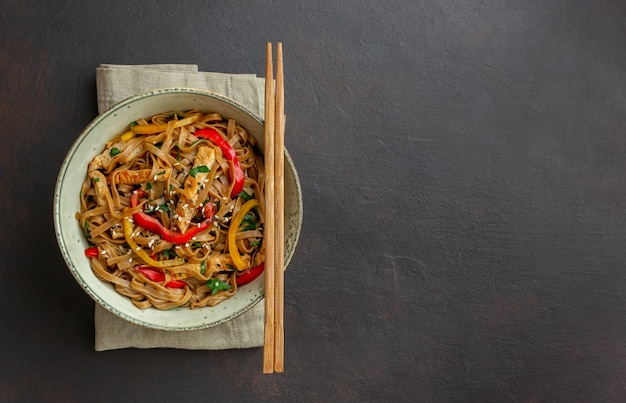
[109,147,121,157]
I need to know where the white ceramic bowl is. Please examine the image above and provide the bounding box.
[54,88,302,331]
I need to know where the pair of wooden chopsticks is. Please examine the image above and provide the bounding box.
[263,42,285,373]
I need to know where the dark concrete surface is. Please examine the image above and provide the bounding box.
[1,1,626,401]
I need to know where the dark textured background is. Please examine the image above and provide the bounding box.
[2,1,626,401]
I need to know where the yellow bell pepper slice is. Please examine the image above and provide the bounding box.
[228,199,259,271]
[120,130,135,142]
[122,217,185,267]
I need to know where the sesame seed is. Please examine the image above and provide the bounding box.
[185,243,190,247]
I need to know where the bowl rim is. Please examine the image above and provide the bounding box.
[53,87,302,331]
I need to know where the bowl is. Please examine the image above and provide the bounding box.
[53,88,303,331]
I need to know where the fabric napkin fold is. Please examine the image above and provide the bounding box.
[93,64,265,351]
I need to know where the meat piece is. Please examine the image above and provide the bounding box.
[112,168,171,185]
[175,146,216,233]
[87,141,143,171]
[88,170,109,206]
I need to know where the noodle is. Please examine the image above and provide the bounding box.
[77,110,265,310]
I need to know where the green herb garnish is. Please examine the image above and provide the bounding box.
[238,190,252,201]
[200,261,207,275]
[241,211,258,231]
[159,249,177,260]
[109,147,121,157]
[189,165,210,178]
[206,278,231,295]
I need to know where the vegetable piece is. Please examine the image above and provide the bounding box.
[135,266,186,288]
[122,217,185,267]
[227,199,259,271]
[130,190,214,245]
[188,165,210,178]
[120,130,135,141]
[236,262,265,286]
[194,128,244,198]
[84,247,99,258]
[206,278,232,295]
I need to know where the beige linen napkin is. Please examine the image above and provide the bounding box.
[94,64,265,351]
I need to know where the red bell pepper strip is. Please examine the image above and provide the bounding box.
[84,247,99,258]
[194,128,244,198]
[135,265,187,288]
[236,262,265,286]
[130,190,214,245]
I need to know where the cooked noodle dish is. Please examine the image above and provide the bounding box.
[77,110,266,310]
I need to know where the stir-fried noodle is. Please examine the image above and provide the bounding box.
[77,110,265,310]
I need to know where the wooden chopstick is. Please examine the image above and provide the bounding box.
[263,42,276,374]
[263,42,286,374]
[273,42,285,373]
